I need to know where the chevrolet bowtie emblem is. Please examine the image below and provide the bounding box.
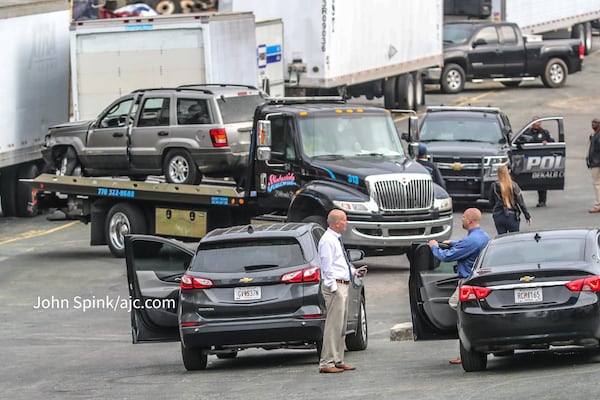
[520,275,535,283]
[451,162,464,170]
[239,277,253,283]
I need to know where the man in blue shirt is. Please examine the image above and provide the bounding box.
[428,207,490,365]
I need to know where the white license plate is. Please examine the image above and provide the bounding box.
[234,286,261,301]
[514,287,543,304]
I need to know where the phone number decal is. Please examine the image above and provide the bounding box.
[98,188,136,198]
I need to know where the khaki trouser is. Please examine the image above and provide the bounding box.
[592,167,600,206]
[319,283,349,368]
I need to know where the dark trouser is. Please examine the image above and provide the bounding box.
[492,211,520,234]
[538,190,547,203]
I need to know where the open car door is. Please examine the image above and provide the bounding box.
[509,117,565,191]
[125,234,195,343]
[408,243,459,340]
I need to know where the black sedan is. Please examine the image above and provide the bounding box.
[409,229,600,371]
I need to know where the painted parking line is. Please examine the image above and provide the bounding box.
[0,221,79,245]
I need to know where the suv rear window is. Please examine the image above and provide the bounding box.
[191,238,306,273]
[217,94,264,123]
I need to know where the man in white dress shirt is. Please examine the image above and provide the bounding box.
[317,209,367,373]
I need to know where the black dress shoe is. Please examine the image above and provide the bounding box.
[536,202,546,208]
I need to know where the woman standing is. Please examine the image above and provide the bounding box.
[490,165,532,234]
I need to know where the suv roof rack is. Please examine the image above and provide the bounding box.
[131,87,214,95]
[265,96,346,105]
[178,83,259,90]
[426,105,501,113]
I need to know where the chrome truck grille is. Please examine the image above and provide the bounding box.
[367,174,434,211]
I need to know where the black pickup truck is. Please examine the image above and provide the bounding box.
[427,21,584,93]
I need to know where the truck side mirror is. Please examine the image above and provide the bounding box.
[408,115,419,141]
[256,120,272,161]
[408,142,419,159]
[257,120,272,146]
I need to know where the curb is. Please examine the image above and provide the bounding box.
[390,322,413,341]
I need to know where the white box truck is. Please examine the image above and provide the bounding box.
[0,0,70,217]
[445,0,600,54]
[223,0,444,110]
[70,11,270,120]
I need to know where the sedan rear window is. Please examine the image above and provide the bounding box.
[481,238,585,267]
[191,238,306,273]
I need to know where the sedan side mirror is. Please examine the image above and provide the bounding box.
[347,249,365,262]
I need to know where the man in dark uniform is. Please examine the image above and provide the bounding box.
[517,117,554,207]
[416,143,446,189]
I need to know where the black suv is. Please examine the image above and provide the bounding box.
[42,84,265,185]
[416,106,566,200]
[125,223,367,371]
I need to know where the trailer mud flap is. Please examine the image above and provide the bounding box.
[154,208,207,239]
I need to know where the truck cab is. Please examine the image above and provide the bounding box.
[247,98,453,255]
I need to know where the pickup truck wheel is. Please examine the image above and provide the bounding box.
[181,344,208,371]
[441,63,465,94]
[383,76,397,109]
[345,294,368,351]
[395,74,415,110]
[105,203,147,258]
[542,58,567,88]
[163,149,201,185]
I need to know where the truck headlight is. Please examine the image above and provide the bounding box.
[434,196,452,212]
[484,156,509,176]
[333,199,379,214]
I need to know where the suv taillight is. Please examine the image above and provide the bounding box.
[181,274,214,290]
[280,266,320,283]
[210,128,228,147]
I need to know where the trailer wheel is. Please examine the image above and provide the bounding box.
[383,76,397,110]
[15,163,39,217]
[541,58,567,88]
[163,149,201,185]
[584,22,593,55]
[413,72,425,110]
[105,203,147,258]
[441,63,465,94]
[0,166,17,217]
[395,74,415,110]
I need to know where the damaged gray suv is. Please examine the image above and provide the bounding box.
[42,84,265,185]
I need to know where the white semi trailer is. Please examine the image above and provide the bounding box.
[223,0,444,110]
[0,0,70,217]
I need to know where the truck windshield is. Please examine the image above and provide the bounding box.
[298,114,405,158]
[444,24,477,44]
[420,116,504,144]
